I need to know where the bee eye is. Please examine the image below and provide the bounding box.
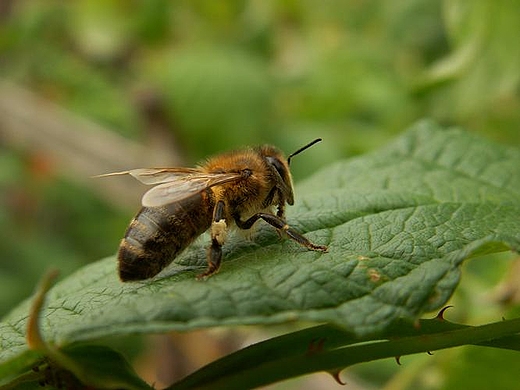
[266,157,287,179]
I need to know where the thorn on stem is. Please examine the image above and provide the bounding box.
[327,370,346,385]
[435,305,454,321]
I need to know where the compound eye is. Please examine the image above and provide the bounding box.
[266,156,287,179]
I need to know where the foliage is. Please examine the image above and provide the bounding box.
[1,122,519,388]
[1,1,520,388]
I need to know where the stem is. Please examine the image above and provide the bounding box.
[170,317,520,390]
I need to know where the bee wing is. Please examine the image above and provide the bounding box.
[142,172,242,207]
[95,168,201,185]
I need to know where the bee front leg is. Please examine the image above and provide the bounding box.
[198,200,227,279]
[234,212,327,253]
[275,198,286,239]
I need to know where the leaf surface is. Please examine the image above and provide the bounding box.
[1,120,519,378]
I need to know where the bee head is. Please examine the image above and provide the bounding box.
[257,145,293,205]
[260,139,322,206]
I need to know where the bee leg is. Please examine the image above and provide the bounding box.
[262,188,284,219]
[198,200,227,279]
[198,238,222,280]
[261,188,285,238]
[262,187,277,208]
[234,212,327,252]
[275,200,285,239]
[276,202,285,219]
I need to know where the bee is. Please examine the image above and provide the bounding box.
[98,139,327,281]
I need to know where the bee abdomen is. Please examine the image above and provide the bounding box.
[118,192,214,281]
[118,237,158,281]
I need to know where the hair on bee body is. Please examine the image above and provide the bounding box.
[97,139,327,281]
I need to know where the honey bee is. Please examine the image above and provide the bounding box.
[98,139,327,281]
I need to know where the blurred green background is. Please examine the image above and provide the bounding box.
[1,1,519,389]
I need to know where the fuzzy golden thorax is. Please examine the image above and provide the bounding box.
[202,145,293,223]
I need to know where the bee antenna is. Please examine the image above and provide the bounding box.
[287,138,322,165]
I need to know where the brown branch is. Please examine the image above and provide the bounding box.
[0,80,182,210]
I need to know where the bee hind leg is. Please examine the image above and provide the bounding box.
[198,200,227,279]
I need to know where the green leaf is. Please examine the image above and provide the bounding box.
[54,345,152,390]
[1,120,519,381]
[1,270,151,390]
[2,346,152,390]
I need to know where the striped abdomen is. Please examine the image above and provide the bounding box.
[118,190,214,281]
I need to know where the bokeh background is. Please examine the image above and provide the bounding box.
[1,1,519,389]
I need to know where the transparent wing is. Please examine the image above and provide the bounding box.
[94,168,201,185]
[142,172,242,207]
